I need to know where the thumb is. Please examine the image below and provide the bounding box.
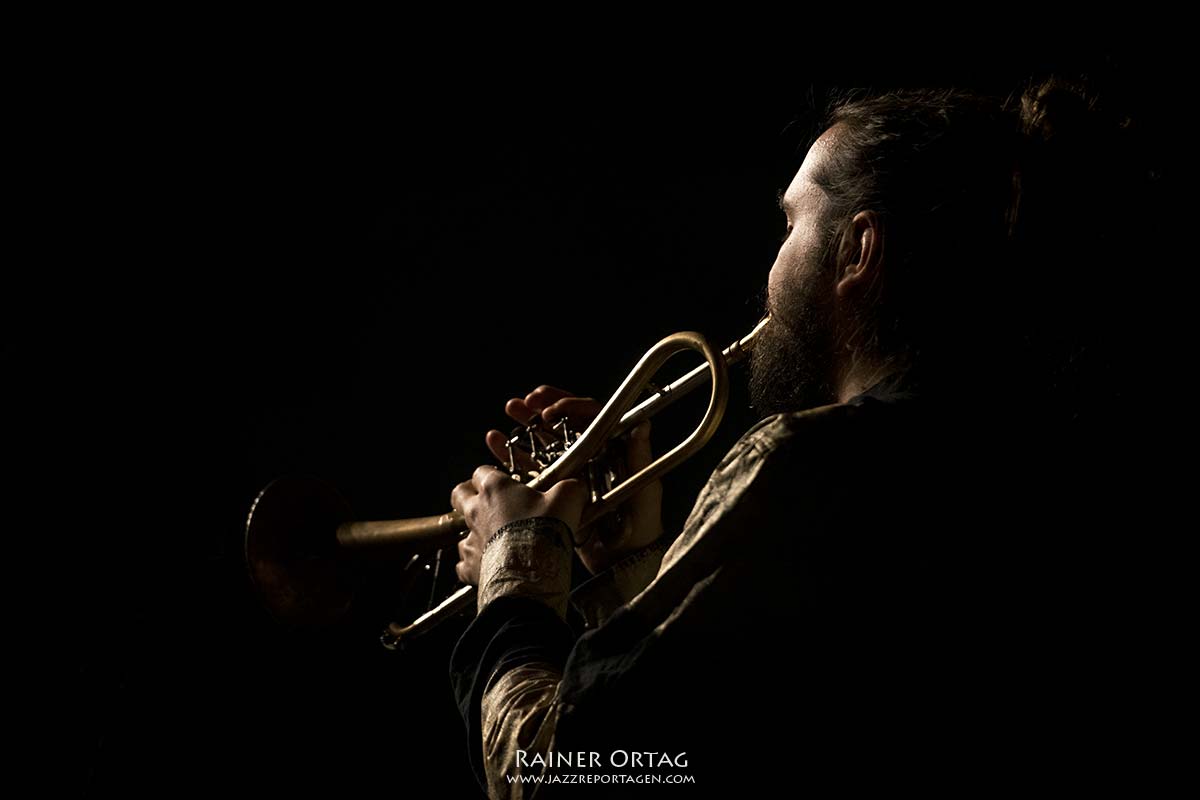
[545,478,588,521]
[627,421,664,530]
[627,421,654,472]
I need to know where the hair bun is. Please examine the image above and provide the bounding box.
[1010,73,1140,216]
[1015,75,1138,162]
[1019,77,1099,143]
[1006,73,1153,412]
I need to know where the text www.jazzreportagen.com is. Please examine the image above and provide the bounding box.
[507,773,696,785]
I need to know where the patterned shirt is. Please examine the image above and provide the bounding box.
[449,372,1077,795]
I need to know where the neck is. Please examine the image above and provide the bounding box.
[835,352,900,403]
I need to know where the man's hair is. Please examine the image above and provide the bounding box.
[801,77,1152,416]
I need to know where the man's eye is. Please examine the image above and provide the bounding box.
[779,226,792,244]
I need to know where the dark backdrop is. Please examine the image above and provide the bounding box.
[20,43,1179,796]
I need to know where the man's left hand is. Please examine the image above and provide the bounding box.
[451,466,586,586]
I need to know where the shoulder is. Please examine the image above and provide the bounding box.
[694,402,868,508]
[729,401,874,464]
[661,403,867,570]
[709,397,916,496]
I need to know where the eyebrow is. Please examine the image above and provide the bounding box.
[776,189,790,212]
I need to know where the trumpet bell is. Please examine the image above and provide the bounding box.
[245,476,356,627]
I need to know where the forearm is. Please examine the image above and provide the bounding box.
[569,534,672,629]
[451,517,577,796]
[453,518,669,796]
[450,595,573,797]
[479,661,564,798]
[477,517,575,618]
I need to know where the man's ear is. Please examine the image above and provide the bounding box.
[835,210,884,298]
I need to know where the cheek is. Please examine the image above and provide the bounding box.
[769,223,825,299]
[766,263,786,310]
[767,239,803,308]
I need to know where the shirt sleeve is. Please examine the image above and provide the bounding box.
[449,516,576,797]
[568,535,671,629]
[450,595,572,798]
[449,516,672,797]
[475,516,576,619]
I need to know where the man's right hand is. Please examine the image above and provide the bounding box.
[486,385,664,576]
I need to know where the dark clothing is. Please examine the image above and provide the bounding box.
[451,374,1125,795]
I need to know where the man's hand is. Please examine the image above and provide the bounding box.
[451,465,586,586]
[483,385,665,576]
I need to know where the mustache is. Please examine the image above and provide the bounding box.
[751,285,783,325]
[751,285,804,342]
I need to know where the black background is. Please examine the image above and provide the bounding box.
[16,40,1181,796]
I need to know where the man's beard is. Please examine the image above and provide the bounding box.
[748,274,839,417]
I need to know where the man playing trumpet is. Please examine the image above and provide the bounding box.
[449,79,1146,795]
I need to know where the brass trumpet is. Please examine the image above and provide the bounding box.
[244,316,770,648]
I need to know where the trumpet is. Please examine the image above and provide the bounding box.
[244,315,770,648]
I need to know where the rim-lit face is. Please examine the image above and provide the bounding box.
[768,125,840,319]
[749,126,842,415]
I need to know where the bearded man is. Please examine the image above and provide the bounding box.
[447,80,1135,796]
